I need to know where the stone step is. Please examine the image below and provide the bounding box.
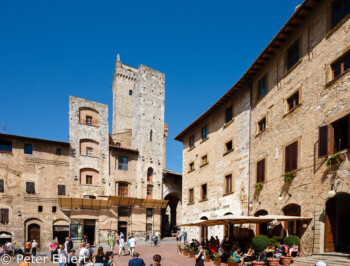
[294,255,350,266]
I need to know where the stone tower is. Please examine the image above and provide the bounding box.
[112,56,165,200]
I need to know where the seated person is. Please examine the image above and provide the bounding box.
[288,244,298,256]
[210,244,217,255]
[232,247,244,266]
[257,250,267,261]
[274,243,288,258]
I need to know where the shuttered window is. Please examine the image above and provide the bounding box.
[256,159,266,183]
[118,182,128,197]
[285,141,298,173]
[26,182,35,194]
[0,179,4,193]
[318,126,329,158]
[0,209,9,225]
[57,185,66,196]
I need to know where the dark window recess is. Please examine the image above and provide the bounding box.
[118,207,129,217]
[86,116,92,125]
[57,185,66,196]
[201,184,207,200]
[56,148,62,156]
[225,174,232,194]
[258,118,267,132]
[318,125,329,158]
[189,162,194,171]
[0,179,4,192]
[115,142,121,148]
[258,76,267,98]
[332,0,350,28]
[287,91,300,111]
[52,206,57,213]
[331,52,350,79]
[189,136,195,148]
[287,40,300,70]
[146,208,153,217]
[118,157,128,171]
[38,206,43,212]
[285,141,298,173]
[147,185,153,197]
[226,141,233,152]
[150,130,153,142]
[332,114,350,153]
[257,158,266,183]
[201,155,208,165]
[202,126,208,140]
[226,106,233,123]
[26,182,35,194]
[0,209,9,225]
[189,189,194,203]
[24,144,33,155]
[129,90,133,96]
[83,195,96,199]
[86,175,93,185]
[0,141,12,153]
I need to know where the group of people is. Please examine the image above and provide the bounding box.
[184,236,300,266]
[176,230,188,243]
[148,231,160,247]
[0,240,15,257]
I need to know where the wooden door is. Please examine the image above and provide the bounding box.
[28,224,40,248]
[324,212,335,252]
[201,226,207,242]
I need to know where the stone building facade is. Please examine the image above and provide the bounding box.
[176,0,350,255]
[0,56,179,250]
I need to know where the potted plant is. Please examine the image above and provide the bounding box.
[204,249,210,262]
[183,245,189,256]
[213,252,221,265]
[252,235,269,266]
[255,182,263,192]
[283,171,297,183]
[228,256,237,266]
[189,247,195,258]
[266,238,280,265]
[326,153,346,168]
[280,235,300,265]
[177,244,182,254]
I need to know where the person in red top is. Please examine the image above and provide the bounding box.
[210,244,217,254]
[49,241,58,262]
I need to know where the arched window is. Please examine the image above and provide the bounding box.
[24,144,33,155]
[283,204,301,236]
[0,141,12,153]
[150,130,153,142]
[80,168,99,186]
[147,168,153,182]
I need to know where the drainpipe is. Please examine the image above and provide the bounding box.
[247,84,253,216]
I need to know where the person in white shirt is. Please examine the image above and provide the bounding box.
[118,236,125,257]
[58,244,67,266]
[79,243,90,265]
[32,240,38,256]
[129,236,136,257]
[6,241,14,256]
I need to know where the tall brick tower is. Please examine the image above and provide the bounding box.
[112,55,165,201]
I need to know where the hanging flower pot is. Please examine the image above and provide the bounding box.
[326,153,346,168]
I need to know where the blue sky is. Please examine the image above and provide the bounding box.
[0,0,302,173]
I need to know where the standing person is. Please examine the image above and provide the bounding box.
[64,237,69,252]
[195,245,205,266]
[58,244,67,266]
[128,252,145,266]
[6,240,14,257]
[83,235,88,244]
[108,234,116,251]
[126,237,130,255]
[79,243,90,265]
[49,241,58,262]
[25,240,31,254]
[86,243,94,259]
[148,254,161,266]
[118,235,125,257]
[150,234,154,247]
[129,235,136,257]
[67,249,78,266]
[120,232,124,243]
[67,237,73,253]
[184,231,188,244]
[154,234,159,247]
[31,240,38,256]
[94,246,105,266]
[115,232,120,245]
[106,252,116,266]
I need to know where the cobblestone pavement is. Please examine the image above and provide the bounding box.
[3,243,308,265]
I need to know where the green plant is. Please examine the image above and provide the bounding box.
[283,235,300,247]
[189,247,195,252]
[205,249,209,255]
[213,252,221,258]
[284,171,296,183]
[255,182,263,192]
[326,153,346,168]
[228,256,236,262]
[269,238,279,248]
[177,244,181,249]
[183,245,189,250]
[252,235,269,252]
[272,235,283,243]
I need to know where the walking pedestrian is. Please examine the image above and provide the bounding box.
[67,237,73,253]
[31,240,38,256]
[67,249,78,266]
[128,252,145,266]
[86,243,94,259]
[5,241,14,257]
[25,240,31,254]
[129,235,136,256]
[118,236,125,256]
[79,243,89,266]
[108,234,116,251]
[58,244,67,266]
[49,240,58,262]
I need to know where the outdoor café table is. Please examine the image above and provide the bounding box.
[243,254,254,262]
[265,250,274,257]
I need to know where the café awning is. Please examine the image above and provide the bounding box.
[108,196,168,208]
[59,197,113,210]
[179,215,312,227]
[59,197,169,210]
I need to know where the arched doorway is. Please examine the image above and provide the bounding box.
[255,210,268,236]
[161,193,181,237]
[200,216,208,242]
[223,213,234,240]
[0,232,12,246]
[28,224,40,248]
[325,193,350,252]
[283,204,301,237]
